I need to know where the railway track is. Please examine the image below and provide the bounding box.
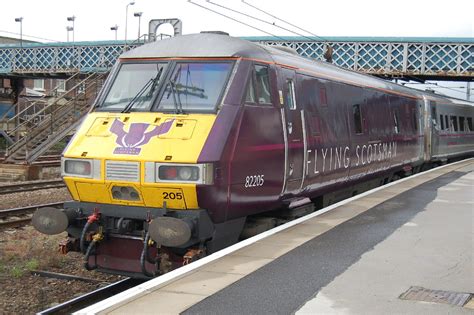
[0,154,61,163]
[37,278,143,314]
[0,202,64,229]
[0,179,65,195]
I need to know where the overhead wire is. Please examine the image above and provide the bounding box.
[403,81,471,94]
[187,0,289,41]
[0,29,61,43]
[241,0,328,42]
[205,0,316,42]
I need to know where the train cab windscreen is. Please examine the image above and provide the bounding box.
[101,62,167,112]
[157,62,233,112]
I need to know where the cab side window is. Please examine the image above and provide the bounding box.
[286,79,296,110]
[245,74,256,103]
[255,65,271,104]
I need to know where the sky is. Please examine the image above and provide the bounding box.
[0,0,472,100]
[1,0,472,42]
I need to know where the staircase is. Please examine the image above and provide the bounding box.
[4,72,107,164]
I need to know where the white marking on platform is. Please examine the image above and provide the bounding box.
[403,222,418,227]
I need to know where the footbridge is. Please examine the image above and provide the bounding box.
[0,37,472,80]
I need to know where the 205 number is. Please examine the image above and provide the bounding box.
[163,192,183,200]
[245,175,264,188]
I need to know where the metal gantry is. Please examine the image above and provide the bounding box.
[0,37,472,79]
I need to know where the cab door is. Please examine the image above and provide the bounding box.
[280,68,306,194]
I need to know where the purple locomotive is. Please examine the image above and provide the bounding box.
[33,33,474,277]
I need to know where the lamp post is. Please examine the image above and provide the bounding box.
[110,25,119,40]
[14,17,23,48]
[125,1,135,42]
[67,15,76,43]
[134,12,142,40]
[66,26,74,42]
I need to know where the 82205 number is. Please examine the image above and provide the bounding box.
[245,175,264,188]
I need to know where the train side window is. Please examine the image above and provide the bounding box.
[245,74,256,103]
[467,117,473,132]
[255,65,271,104]
[450,115,458,132]
[393,111,400,134]
[459,116,465,132]
[320,87,327,106]
[352,104,363,134]
[430,106,437,124]
[286,79,296,110]
[445,115,449,131]
[412,109,418,131]
[440,114,444,130]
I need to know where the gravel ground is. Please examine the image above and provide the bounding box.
[0,187,71,210]
[0,188,124,314]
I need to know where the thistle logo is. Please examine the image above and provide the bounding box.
[110,119,174,155]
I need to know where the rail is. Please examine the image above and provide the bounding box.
[37,278,142,315]
[0,202,64,229]
[0,179,65,195]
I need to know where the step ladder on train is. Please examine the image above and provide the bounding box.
[2,72,107,164]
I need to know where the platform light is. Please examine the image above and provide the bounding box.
[125,1,135,43]
[14,17,23,48]
[134,12,143,39]
[110,25,119,40]
[67,15,76,43]
[66,26,74,42]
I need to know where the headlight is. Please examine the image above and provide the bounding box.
[65,160,90,175]
[144,163,213,184]
[159,165,199,181]
[62,158,101,179]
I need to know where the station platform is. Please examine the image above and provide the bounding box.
[77,159,474,314]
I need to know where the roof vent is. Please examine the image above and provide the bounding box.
[200,31,229,36]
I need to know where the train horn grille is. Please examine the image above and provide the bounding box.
[105,161,140,182]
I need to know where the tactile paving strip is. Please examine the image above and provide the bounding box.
[399,286,472,307]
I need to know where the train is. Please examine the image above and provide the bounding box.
[32,33,474,278]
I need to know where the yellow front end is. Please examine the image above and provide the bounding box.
[63,112,216,210]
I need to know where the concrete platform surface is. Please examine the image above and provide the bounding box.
[77,159,474,315]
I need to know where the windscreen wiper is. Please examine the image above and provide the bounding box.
[165,65,184,114]
[169,80,184,114]
[121,67,163,113]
